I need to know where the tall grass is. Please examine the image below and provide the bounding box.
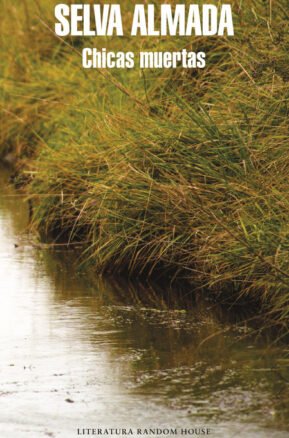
[1,0,289,325]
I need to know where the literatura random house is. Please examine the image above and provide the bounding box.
[76,429,212,436]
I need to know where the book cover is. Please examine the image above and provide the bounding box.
[0,1,288,438]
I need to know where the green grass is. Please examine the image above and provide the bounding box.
[1,0,289,326]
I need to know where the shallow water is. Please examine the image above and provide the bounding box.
[0,168,288,438]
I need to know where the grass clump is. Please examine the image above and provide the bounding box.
[1,1,289,325]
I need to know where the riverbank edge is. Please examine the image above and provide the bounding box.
[1,1,289,329]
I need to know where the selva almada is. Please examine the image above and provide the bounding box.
[55,4,234,37]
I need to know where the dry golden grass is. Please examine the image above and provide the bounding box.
[1,1,289,325]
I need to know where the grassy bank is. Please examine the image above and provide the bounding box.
[1,1,289,325]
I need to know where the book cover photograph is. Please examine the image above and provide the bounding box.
[0,1,288,437]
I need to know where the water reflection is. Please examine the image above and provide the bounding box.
[0,167,288,438]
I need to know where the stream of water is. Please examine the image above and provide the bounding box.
[0,168,288,438]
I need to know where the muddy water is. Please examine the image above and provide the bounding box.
[0,168,288,438]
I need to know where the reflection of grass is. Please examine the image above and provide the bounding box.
[1,1,289,325]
